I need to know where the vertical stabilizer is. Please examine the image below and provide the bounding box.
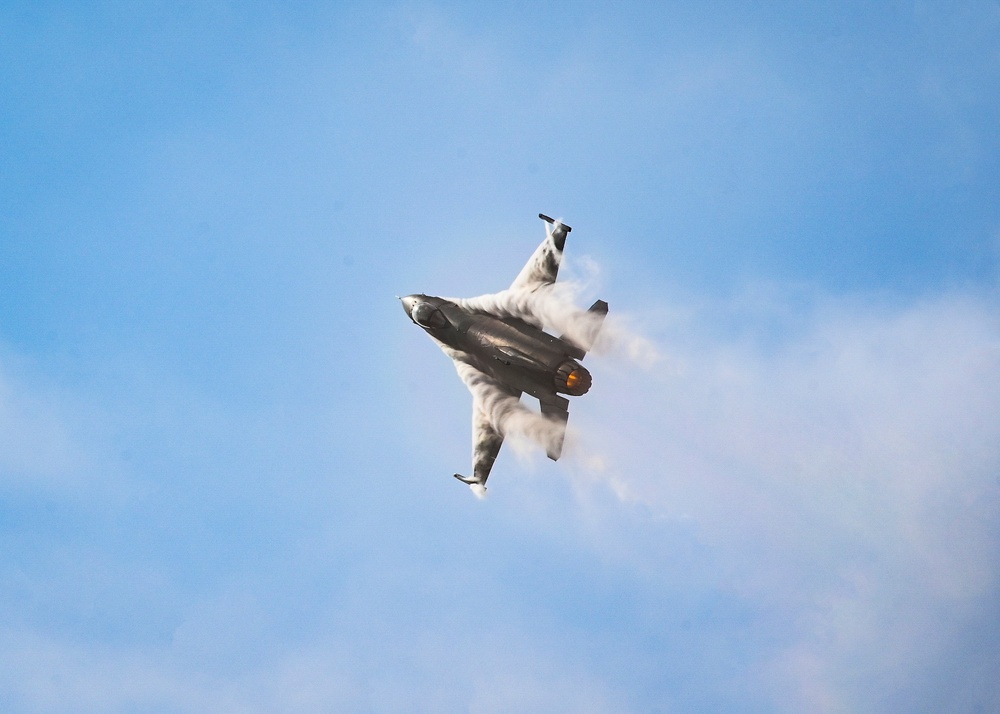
[560,299,609,356]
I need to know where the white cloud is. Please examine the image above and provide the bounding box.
[0,600,630,714]
[0,357,99,494]
[565,290,1000,712]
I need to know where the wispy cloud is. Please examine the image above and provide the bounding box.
[0,354,111,497]
[566,289,1000,711]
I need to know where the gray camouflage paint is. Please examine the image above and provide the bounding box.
[400,215,608,495]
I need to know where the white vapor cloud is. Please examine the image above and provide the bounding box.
[0,356,116,497]
[439,343,564,459]
[453,258,662,370]
[441,265,662,466]
[0,371,79,485]
[567,290,1000,712]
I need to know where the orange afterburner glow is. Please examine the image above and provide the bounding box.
[554,360,592,395]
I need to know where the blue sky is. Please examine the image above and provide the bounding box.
[2,2,999,712]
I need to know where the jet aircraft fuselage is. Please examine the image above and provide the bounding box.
[400,294,593,404]
[400,214,607,492]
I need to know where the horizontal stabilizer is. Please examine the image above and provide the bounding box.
[539,399,569,461]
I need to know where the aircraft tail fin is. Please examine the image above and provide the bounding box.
[560,299,609,357]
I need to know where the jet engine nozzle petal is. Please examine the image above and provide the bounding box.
[554,359,592,395]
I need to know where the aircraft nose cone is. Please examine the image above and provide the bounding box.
[400,294,419,318]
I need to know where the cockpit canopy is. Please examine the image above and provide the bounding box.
[412,302,448,329]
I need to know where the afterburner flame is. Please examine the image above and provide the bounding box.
[554,359,592,395]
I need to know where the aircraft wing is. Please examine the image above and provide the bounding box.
[464,403,507,489]
[450,363,522,492]
[509,214,571,292]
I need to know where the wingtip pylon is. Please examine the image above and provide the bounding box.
[538,213,571,232]
[454,473,487,498]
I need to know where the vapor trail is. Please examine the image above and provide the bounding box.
[439,345,566,457]
[454,282,661,368]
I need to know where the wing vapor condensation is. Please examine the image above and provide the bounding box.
[403,213,608,495]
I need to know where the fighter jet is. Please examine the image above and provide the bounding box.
[400,214,608,494]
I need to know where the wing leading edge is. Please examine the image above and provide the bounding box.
[453,377,522,494]
[454,383,573,495]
